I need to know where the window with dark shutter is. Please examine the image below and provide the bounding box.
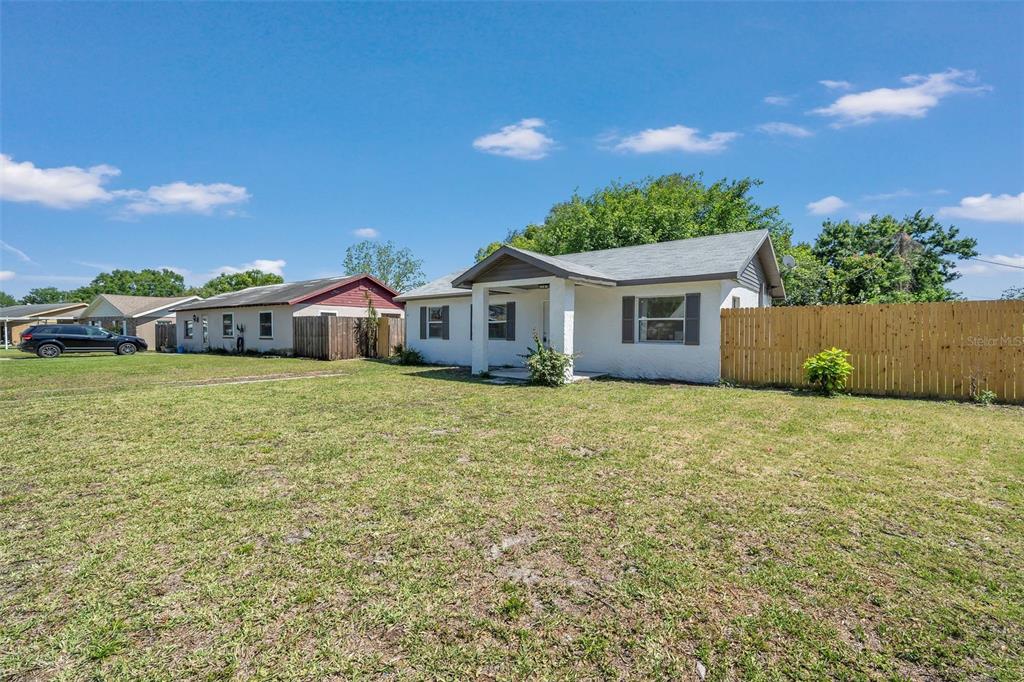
[419,307,427,339]
[684,293,700,345]
[621,296,635,343]
[506,302,516,341]
[440,305,450,340]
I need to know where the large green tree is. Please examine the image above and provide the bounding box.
[343,240,426,292]
[19,287,90,304]
[1001,285,1024,300]
[191,269,284,298]
[474,173,792,260]
[0,291,16,307]
[77,268,187,298]
[797,212,977,304]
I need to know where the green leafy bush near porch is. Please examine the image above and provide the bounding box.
[524,333,574,387]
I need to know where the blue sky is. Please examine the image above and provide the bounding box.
[2,2,1022,299]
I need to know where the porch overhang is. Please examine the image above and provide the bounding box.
[451,245,617,290]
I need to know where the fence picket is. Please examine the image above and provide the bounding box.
[721,301,1023,403]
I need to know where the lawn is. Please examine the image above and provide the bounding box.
[2,352,1022,680]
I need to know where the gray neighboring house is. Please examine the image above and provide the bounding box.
[395,229,785,383]
[77,294,200,348]
[1,302,89,348]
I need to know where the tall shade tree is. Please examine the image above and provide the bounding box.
[192,270,284,298]
[19,287,89,304]
[343,240,426,292]
[475,173,792,260]
[806,212,977,304]
[78,268,187,298]
[0,291,17,307]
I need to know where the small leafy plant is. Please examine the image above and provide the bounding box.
[390,344,424,366]
[523,332,575,387]
[803,347,853,396]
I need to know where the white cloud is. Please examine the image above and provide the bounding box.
[863,189,914,201]
[614,124,739,154]
[807,195,849,215]
[763,95,792,106]
[472,118,555,160]
[938,193,1024,223]
[819,80,853,90]
[811,69,989,126]
[956,254,1024,276]
[1,240,35,264]
[756,122,813,138]
[0,154,119,208]
[115,182,250,216]
[168,259,288,286]
[72,260,118,270]
[353,227,379,239]
[0,270,14,282]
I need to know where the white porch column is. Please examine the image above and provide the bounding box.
[548,278,575,377]
[471,284,489,374]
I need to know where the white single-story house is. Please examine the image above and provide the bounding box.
[395,230,785,383]
[171,274,404,353]
[78,294,200,348]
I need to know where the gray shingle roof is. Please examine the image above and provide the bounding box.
[0,302,88,319]
[397,230,778,300]
[92,294,197,317]
[172,274,397,312]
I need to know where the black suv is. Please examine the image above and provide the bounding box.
[19,324,148,358]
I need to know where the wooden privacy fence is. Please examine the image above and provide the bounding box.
[155,321,176,351]
[721,300,1024,402]
[293,316,405,361]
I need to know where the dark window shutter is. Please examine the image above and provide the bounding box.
[506,301,516,341]
[469,304,472,340]
[419,306,427,339]
[621,296,635,343]
[441,305,450,340]
[684,293,701,345]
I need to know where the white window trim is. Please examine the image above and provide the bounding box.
[259,310,274,339]
[487,303,508,340]
[222,313,234,337]
[637,295,686,345]
[427,305,444,339]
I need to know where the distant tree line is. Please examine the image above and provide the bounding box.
[2,268,284,306]
[472,173,987,305]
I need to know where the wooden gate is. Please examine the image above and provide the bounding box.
[293,316,405,361]
[155,321,177,351]
[720,300,1024,402]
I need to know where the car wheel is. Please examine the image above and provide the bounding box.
[37,343,62,358]
[117,342,138,355]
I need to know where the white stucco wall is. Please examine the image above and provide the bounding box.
[404,279,748,383]
[174,302,405,353]
[404,289,549,367]
[176,305,295,353]
[721,282,765,309]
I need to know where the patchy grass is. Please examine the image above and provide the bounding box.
[1,354,1022,679]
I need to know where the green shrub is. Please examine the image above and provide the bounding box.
[524,333,574,387]
[390,344,424,366]
[803,347,853,395]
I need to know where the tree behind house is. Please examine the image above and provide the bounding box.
[343,240,426,292]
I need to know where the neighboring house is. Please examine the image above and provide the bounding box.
[78,294,201,348]
[395,230,785,383]
[171,273,404,353]
[0,302,90,348]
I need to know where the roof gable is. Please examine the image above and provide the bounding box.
[172,274,400,312]
[451,246,616,289]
